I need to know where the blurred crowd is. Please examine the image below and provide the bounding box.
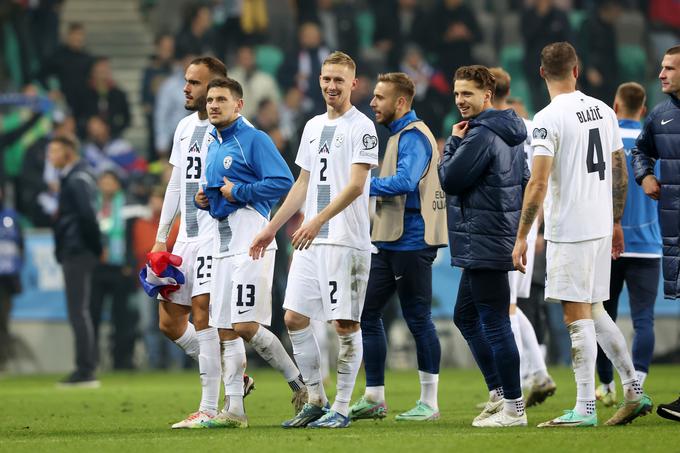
[0,0,678,370]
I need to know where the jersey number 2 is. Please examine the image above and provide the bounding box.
[586,128,606,181]
[320,157,328,181]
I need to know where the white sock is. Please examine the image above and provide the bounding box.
[365,386,385,403]
[568,319,597,416]
[591,302,642,400]
[517,308,549,379]
[490,387,504,403]
[311,320,330,381]
[510,313,527,385]
[419,371,439,410]
[174,323,199,360]
[602,380,615,392]
[197,327,220,415]
[332,330,363,417]
[636,370,647,387]
[248,326,304,390]
[504,397,525,417]
[221,337,246,416]
[289,325,328,407]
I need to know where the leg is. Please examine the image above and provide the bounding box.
[89,266,106,369]
[111,268,137,370]
[158,300,196,357]
[596,258,625,389]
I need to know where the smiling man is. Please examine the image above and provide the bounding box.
[250,51,379,429]
[194,77,300,428]
[438,65,529,428]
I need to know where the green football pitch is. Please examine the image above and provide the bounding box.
[1,366,678,452]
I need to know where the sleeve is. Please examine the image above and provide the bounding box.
[230,132,295,203]
[610,111,624,152]
[167,121,182,168]
[631,113,658,184]
[437,129,492,195]
[370,129,431,197]
[530,112,558,157]
[294,123,312,171]
[155,165,181,242]
[352,119,379,168]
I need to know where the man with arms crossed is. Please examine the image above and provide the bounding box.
[194,77,303,428]
[349,72,447,422]
[250,51,379,429]
[513,42,652,428]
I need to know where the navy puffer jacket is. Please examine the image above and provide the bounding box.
[438,109,528,271]
[632,94,680,299]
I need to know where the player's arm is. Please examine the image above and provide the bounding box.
[513,153,552,273]
[370,130,430,197]
[249,170,309,259]
[611,148,627,259]
[152,165,181,253]
[291,163,371,250]
[437,127,492,195]
[631,116,660,199]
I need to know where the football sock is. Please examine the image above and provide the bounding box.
[592,302,641,400]
[568,319,597,416]
[332,330,363,417]
[312,320,330,381]
[248,326,303,390]
[490,387,504,403]
[365,386,385,403]
[197,327,220,415]
[636,370,647,387]
[174,322,199,360]
[419,371,439,410]
[509,313,527,385]
[289,325,328,407]
[221,337,246,416]
[504,397,525,417]
[517,307,549,379]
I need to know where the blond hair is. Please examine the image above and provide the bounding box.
[322,51,356,73]
[377,72,416,104]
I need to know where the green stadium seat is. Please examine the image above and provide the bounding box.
[500,45,524,77]
[356,11,375,50]
[618,44,647,83]
[255,45,284,77]
[568,10,586,32]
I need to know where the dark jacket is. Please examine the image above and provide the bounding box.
[632,94,680,298]
[438,109,528,271]
[53,160,102,263]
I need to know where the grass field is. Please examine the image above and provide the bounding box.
[1,365,678,452]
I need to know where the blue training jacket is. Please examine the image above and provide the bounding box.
[201,116,294,220]
[619,119,661,257]
[370,110,432,251]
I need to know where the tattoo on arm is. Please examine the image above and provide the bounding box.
[521,203,540,227]
[612,149,628,222]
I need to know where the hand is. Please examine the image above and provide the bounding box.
[194,187,209,208]
[612,222,624,260]
[291,217,323,250]
[249,225,276,260]
[586,68,603,87]
[220,176,235,202]
[641,175,660,200]
[150,241,167,253]
[452,121,469,139]
[512,237,528,274]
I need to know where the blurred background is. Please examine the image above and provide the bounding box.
[0,0,678,375]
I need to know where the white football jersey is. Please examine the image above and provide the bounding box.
[215,206,277,258]
[295,106,379,251]
[522,117,538,242]
[169,112,215,242]
[531,91,623,242]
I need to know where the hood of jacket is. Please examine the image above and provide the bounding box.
[470,108,527,147]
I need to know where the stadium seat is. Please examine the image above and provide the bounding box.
[616,11,645,46]
[568,10,586,33]
[254,45,284,77]
[500,45,524,78]
[618,44,647,83]
[355,10,375,50]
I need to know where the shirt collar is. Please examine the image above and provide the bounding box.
[388,110,419,134]
[618,119,641,129]
[210,116,242,142]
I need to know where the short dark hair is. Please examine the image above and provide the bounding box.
[68,22,84,33]
[190,56,228,78]
[666,45,680,56]
[540,42,578,81]
[50,133,80,152]
[454,65,496,93]
[616,82,646,114]
[488,67,511,100]
[377,72,416,104]
[207,77,243,99]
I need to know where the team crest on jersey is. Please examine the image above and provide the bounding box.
[223,156,233,169]
[207,135,215,145]
[362,134,378,150]
[318,141,330,154]
[334,133,344,147]
[532,128,548,140]
[189,141,200,153]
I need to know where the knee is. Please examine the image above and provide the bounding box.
[233,322,259,342]
[158,317,184,340]
[334,320,359,336]
[284,310,309,331]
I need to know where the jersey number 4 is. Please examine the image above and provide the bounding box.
[186,156,202,180]
[586,128,606,181]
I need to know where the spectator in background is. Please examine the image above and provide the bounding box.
[28,0,63,64]
[230,45,281,120]
[83,115,146,179]
[91,170,138,370]
[174,3,215,59]
[315,0,359,58]
[278,87,306,161]
[48,134,102,387]
[278,22,330,117]
[141,34,176,162]
[75,57,131,139]
[35,22,94,112]
[429,0,481,82]
[0,187,23,371]
[373,0,428,71]
[579,0,623,105]
[521,0,572,111]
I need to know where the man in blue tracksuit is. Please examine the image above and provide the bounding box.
[194,77,304,428]
[595,82,661,407]
[348,73,447,423]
